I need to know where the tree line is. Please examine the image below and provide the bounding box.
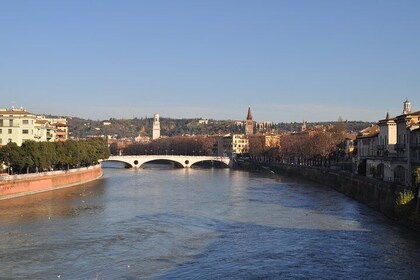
[278,123,350,167]
[0,138,110,174]
[114,136,215,156]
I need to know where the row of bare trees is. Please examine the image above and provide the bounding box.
[278,123,348,167]
[114,136,215,156]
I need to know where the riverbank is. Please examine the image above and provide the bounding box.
[235,160,420,231]
[0,165,103,200]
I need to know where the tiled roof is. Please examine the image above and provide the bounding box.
[0,109,35,115]
[53,122,68,127]
[357,125,379,139]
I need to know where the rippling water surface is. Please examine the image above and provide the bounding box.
[1,164,420,279]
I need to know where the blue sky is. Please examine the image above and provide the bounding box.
[1,1,419,122]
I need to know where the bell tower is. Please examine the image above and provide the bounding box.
[245,106,254,135]
[403,98,411,115]
[152,113,160,140]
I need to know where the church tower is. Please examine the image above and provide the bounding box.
[245,106,254,135]
[152,113,160,140]
[403,98,411,115]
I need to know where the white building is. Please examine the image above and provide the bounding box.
[34,120,57,142]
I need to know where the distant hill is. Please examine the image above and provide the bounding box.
[65,116,374,139]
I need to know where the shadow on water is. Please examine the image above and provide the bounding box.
[0,177,107,223]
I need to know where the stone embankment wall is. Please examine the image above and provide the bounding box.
[265,163,410,218]
[0,165,102,200]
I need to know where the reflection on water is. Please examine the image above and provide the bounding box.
[0,168,419,279]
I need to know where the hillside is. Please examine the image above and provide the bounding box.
[65,117,374,139]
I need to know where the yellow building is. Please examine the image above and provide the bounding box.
[0,107,37,146]
[0,107,67,146]
[212,134,249,156]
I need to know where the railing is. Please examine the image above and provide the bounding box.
[377,145,385,150]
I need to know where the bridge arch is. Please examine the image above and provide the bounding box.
[102,159,134,168]
[189,159,230,168]
[139,159,184,168]
[103,155,232,169]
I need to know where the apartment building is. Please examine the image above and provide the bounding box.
[0,107,68,146]
[212,134,249,157]
[0,107,37,146]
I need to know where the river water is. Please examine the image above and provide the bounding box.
[1,164,420,279]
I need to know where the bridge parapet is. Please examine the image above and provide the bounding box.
[103,155,232,168]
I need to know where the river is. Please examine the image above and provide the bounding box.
[1,164,420,279]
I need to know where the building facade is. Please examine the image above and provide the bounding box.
[212,134,249,157]
[0,108,69,146]
[356,99,420,186]
[0,108,37,146]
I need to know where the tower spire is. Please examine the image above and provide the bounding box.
[245,106,254,135]
[246,106,252,120]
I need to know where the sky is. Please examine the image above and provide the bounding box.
[1,1,419,122]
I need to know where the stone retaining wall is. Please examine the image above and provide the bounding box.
[266,163,411,218]
[0,165,102,200]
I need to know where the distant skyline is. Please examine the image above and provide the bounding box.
[1,1,419,122]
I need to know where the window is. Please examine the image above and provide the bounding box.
[0,139,2,144]
[22,129,29,134]
[9,119,13,127]
[0,119,2,126]
[22,120,29,125]
[8,129,12,134]
[0,129,2,134]
[8,139,12,143]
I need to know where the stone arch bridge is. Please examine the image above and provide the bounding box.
[103,155,232,168]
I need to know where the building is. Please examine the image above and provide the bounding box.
[0,107,37,146]
[36,115,69,141]
[356,99,420,185]
[0,107,69,146]
[34,120,57,142]
[256,121,272,133]
[152,114,160,140]
[245,106,254,135]
[212,134,249,157]
[53,122,69,141]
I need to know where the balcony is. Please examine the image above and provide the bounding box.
[395,143,406,150]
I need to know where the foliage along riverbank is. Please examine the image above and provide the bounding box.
[0,138,109,174]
